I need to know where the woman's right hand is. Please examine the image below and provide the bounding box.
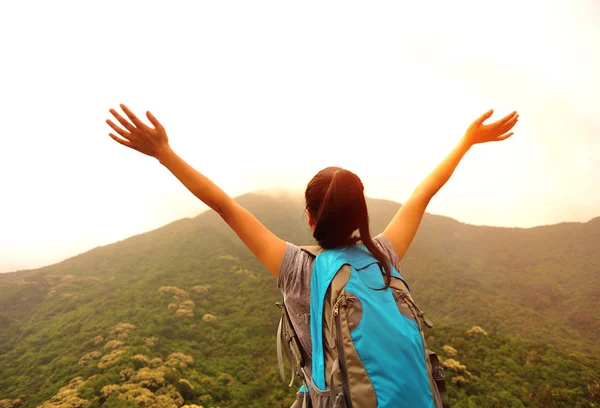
[106,104,171,160]
[463,109,519,146]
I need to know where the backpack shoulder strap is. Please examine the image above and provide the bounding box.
[299,245,323,257]
[276,298,313,408]
[428,350,450,408]
[275,245,321,389]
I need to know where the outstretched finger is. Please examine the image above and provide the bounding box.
[498,111,518,125]
[146,111,164,131]
[476,109,494,124]
[120,104,146,129]
[106,119,130,138]
[500,115,519,132]
[497,132,514,141]
[109,133,134,148]
[110,109,136,133]
[489,112,518,130]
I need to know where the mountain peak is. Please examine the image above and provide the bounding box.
[587,216,600,225]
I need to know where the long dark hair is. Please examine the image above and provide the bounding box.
[305,166,392,288]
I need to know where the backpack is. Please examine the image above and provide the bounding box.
[276,244,449,408]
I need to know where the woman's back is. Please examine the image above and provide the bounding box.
[277,234,400,379]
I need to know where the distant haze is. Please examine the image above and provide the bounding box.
[1,1,598,273]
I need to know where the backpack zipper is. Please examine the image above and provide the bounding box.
[394,291,434,329]
[330,295,347,349]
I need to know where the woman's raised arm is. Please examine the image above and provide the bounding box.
[106,104,286,278]
[382,109,519,262]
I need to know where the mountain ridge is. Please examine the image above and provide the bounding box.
[2,192,597,350]
[3,192,597,276]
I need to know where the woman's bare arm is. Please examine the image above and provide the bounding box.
[106,104,286,278]
[383,109,519,261]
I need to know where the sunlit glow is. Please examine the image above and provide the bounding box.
[0,0,598,272]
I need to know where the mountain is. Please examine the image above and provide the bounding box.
[0,193,598,407]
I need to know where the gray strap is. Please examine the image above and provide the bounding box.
[329,358,343,405]
[276,313,296,387]
[287,355,295,387]
[276,314,286,382]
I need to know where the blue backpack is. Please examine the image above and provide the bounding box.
[277,244,448,408]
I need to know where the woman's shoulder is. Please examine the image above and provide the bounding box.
[373,233,401,271]
[277,242,315,294]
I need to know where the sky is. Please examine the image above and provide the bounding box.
[0,0,598,273]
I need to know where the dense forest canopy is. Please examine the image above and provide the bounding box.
[0,193,598,407]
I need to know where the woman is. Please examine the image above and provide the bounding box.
[106,105,518,405]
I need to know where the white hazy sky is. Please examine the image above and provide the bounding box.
[1,1,598,273]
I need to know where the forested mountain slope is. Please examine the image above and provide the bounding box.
[0,193,598,407]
